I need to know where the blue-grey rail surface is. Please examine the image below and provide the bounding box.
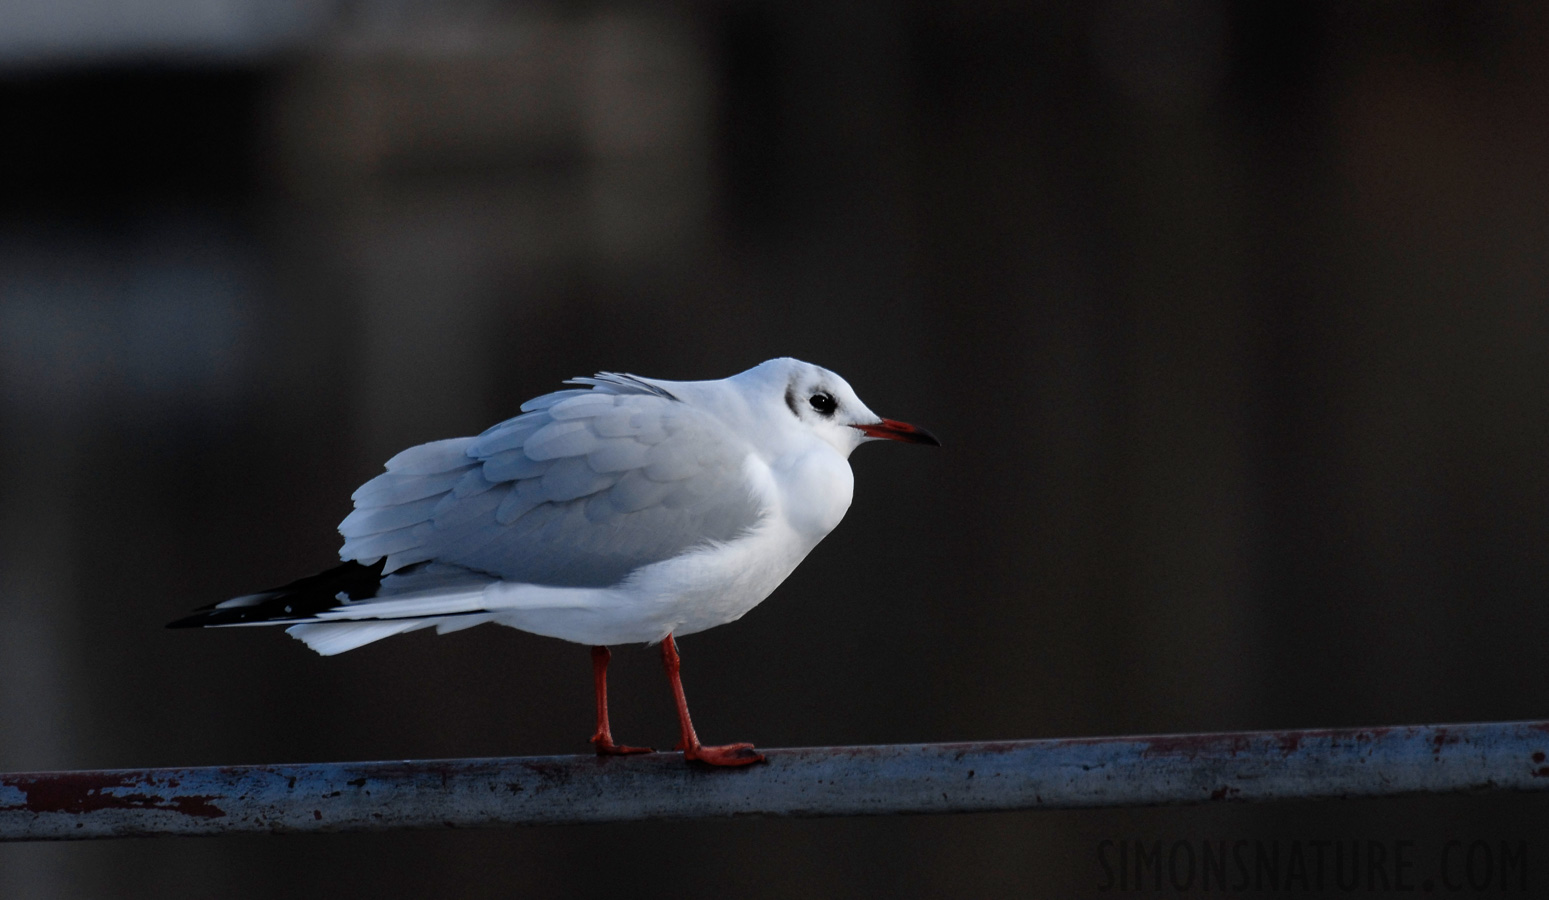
[4,719,1547,841]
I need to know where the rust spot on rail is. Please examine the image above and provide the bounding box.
[1139,733,1254,760]
[1,772,225,820]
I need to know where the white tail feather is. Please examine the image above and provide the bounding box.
[286,621,421,655]
[286,613,497,654]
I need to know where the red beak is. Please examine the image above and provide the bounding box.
[852,418,941,446]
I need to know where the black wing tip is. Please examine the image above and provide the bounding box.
[167,602,233,629]
[168,560,387,630]
[166,603,216,628]
[165,603,301,629]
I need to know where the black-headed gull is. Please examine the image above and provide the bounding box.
[171,358,938,766]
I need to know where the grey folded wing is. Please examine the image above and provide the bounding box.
[338,380,767,588]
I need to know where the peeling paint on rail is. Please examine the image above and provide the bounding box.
[3,719,1548,841]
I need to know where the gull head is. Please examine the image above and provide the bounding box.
[735,358,940,457]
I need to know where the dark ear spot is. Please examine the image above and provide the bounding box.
[785,385,800,417]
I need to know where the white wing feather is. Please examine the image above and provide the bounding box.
[338,380,767,589]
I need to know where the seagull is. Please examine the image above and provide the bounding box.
[170,358,938,766]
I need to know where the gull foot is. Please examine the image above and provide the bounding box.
[683,743,765,767]
[592,736,654,756]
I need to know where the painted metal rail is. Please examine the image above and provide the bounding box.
[3,719,1547,841]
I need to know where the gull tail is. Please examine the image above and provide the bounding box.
[167,560,389,629]
[168,560,502,655]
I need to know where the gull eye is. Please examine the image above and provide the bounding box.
[809,392,837,416]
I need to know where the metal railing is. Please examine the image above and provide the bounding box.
[3,719,1546,841]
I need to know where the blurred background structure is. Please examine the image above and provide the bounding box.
[2,1,1548,896]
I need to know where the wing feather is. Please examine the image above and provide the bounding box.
[627,412,668,444]
[643,441,702,482]
[590,408,640,437]
[340,494,443,535]
[384,438,475,474]
[337,374,768,588]
[586,440,649,473]
[606,469,673,513]
[539,456,616,502]
[480,448,552,482]
[431,485,506,529]
[352,469,467,507]
[494,478,548,525]
[466,418,545,457]
[547,393,620,420]
[452,468,498,498]
[342,523,426,561]
[523,420,598,460]
[518,388,590,412]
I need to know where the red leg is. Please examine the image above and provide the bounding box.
[589,646,652,756]
[660,634,764,766]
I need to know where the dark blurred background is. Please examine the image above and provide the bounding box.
[3,1,1548,896]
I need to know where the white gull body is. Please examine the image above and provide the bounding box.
[200,358,933,655]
